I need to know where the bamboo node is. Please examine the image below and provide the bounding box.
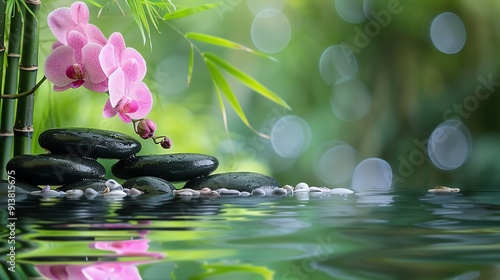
[19,65,39,71]
[0,132,14,137]
[13,127,34,133]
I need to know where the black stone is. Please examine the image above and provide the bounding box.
[57,179,108,192]
[122,176,176,194]
[112,153,219,182]
[39,128,141,159]
[0,179,41,194]
[183,172,281,192]
[6,154,106,186]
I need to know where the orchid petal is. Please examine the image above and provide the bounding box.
[85,24,107,46]
[122,58,139,89]
[47,7,73,44]
[103,99,119,118]
[44,45,75,87]
[82,43,106,84]
[84,79,108,92]
[107,32,126,68]
[99,44,118,77]
[70,2,89,25]
[108,69,125,107]
[121,48,147,81]
[66,31,87,62]
[126,82,153,119]
[118,112,132,123]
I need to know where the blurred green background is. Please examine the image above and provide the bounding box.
[29,0,500,190]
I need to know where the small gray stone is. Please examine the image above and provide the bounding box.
[271,188,288,196]
[219,189,241,197]
[184,172,280,193]
[38,128,141,159]
[112,153,219,182]
[7,154,106,186]
[121,176,176,194]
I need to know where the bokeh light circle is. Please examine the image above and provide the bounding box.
[246,0,286,15]
[314,142,358,186]
[271,115,311,158]
[319,45,358,86]
[251,9,291,54]
[351,158,393,192]
[428,120,472,170]
[430,12,466,54]
[334,0,366,24]
[331,78,371,121]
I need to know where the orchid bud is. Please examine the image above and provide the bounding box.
[136,119,157,139]
[160,137,172,149]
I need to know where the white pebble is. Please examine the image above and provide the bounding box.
[240,191,251,197]
[283,185,294,194]
[129,188,144,197]
[309,186,323,193]
[182,188,201,196]
[66,189,84,198]
[200,187,212,195]
[85,188,98,196]
[295,182,309,191]
[219,189,241,197]
[251,188,266,197]
[174,190,193,196]
[330,188,354,195]
[206,191,220,198]
[214,188,228,193]
[104,190,127,198]
[271,188,288,196]
[105,179,123,190]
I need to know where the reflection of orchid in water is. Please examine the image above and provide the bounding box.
[36,239,163,280]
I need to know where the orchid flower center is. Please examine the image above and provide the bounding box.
[66,64,85,88]
[118,97,139,114]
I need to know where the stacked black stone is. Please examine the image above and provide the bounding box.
[5,127,281,194]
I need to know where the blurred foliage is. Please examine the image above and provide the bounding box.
[27,0,500,189]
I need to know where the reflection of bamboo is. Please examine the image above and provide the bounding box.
[0,5,23,179]
[13,0,41,156]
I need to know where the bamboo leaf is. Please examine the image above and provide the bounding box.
[163,3,220,20]
[205,58,269,138]
[186,32,277,61]
[187,44,195,87]
[205,59,250,127]
[204,53,290,110]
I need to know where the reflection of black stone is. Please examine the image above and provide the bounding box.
[112,153,219,182]
[122,176,176,194]
[57,179,108,192]
[38,128,141,159]
[183,172,281,192]
[6,154,106,185]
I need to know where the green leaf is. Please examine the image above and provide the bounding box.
[205,58,270,138]
[163,3,220,20]
[205,59,250,128]
[186,32,277,61]
[204,53,291,110]
[187,44,194,87]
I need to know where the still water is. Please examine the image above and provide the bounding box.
[1,186,499,280]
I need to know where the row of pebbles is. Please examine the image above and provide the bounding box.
[29,180,354,200]
[30,180,144,199]
[174,181,354,199]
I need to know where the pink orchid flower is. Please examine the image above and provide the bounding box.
[90,239,150,255]
[47,1,107,46]
[99,32,147,79]
[102,59,152,123]
[45,31,108,92]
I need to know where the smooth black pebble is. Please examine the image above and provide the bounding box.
[183,172,280,193]
[122,176,176,194]
[39,128,141,159]
[6,154,106,185]
[112,153,219,182]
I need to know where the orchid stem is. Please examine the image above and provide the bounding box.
[0,76,46,99]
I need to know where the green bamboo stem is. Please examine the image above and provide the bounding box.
[13,0,41,156]
[0,4,23,179]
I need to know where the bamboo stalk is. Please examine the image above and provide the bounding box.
[0,4,23,179]
[13,0,41,156]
